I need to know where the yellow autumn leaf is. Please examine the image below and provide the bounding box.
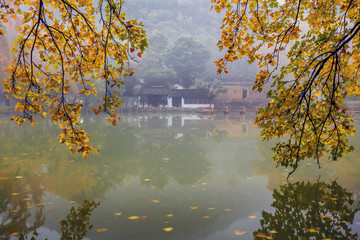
[11,193,19,196]
[96,228,108,232]
[163,227,173,232]
[255,233,272,239]
[114,212,122,216]
[234,230,246,235]
[224,208,232,211]
[248,215,257,218]
[166,214,173,217]
[10,232,18,236]
[22,198,32,201]
[144,179,151,181]
[152,200,160,203]
[189,206,198,210]
[128,216,140,220]
[306,228,319,233]
[268,230,278,234]
[203,216,210,219]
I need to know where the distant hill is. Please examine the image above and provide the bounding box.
[123,0,258,82]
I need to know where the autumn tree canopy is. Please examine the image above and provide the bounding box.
[0,0,147,158]
[212,0,360,174]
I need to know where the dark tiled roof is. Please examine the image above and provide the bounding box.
[139,87,169,95]
[179,89,209,98]
[168,89,183,97]
[139,88,210,98]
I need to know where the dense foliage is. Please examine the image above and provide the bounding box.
[0,0,147,157]
[212,0,360,173]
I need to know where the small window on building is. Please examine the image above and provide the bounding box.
[242,90,248,99]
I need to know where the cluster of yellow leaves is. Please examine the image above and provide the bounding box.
[1,0,147,157]
[212,0,360,172]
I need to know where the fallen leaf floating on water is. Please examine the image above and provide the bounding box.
[234,230,246,235]
[248,215,258,219]
[22,198,31,201]
[144,179,151,182]
[329,197,338,201]
[96,228,108,232]
[36,203,46,206]
[15,176,23,179]
[255,233,273,239]
[163,227,173,232]
[224,208,232,211]
[128,216,140,220]
[70,201,76,204]
[0,177,9,180]
[152,200,160,203]
[203,216,210,219]
[142,216,150,220]
[207,208,215,210]
[306,228,319,233]
[10,232,19,236]
[189,206,198,210]
[26,206,33,209]
[319,215,329,218]
[268,230,278,234]
[11,193,19,196]
[166,214,173,217]
[114,212,122,216]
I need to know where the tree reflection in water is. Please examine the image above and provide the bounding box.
[59,200,100,240]
[253,181,359,239]
[15,200,100,240]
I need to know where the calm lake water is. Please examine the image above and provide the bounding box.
[0,113,359,239]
